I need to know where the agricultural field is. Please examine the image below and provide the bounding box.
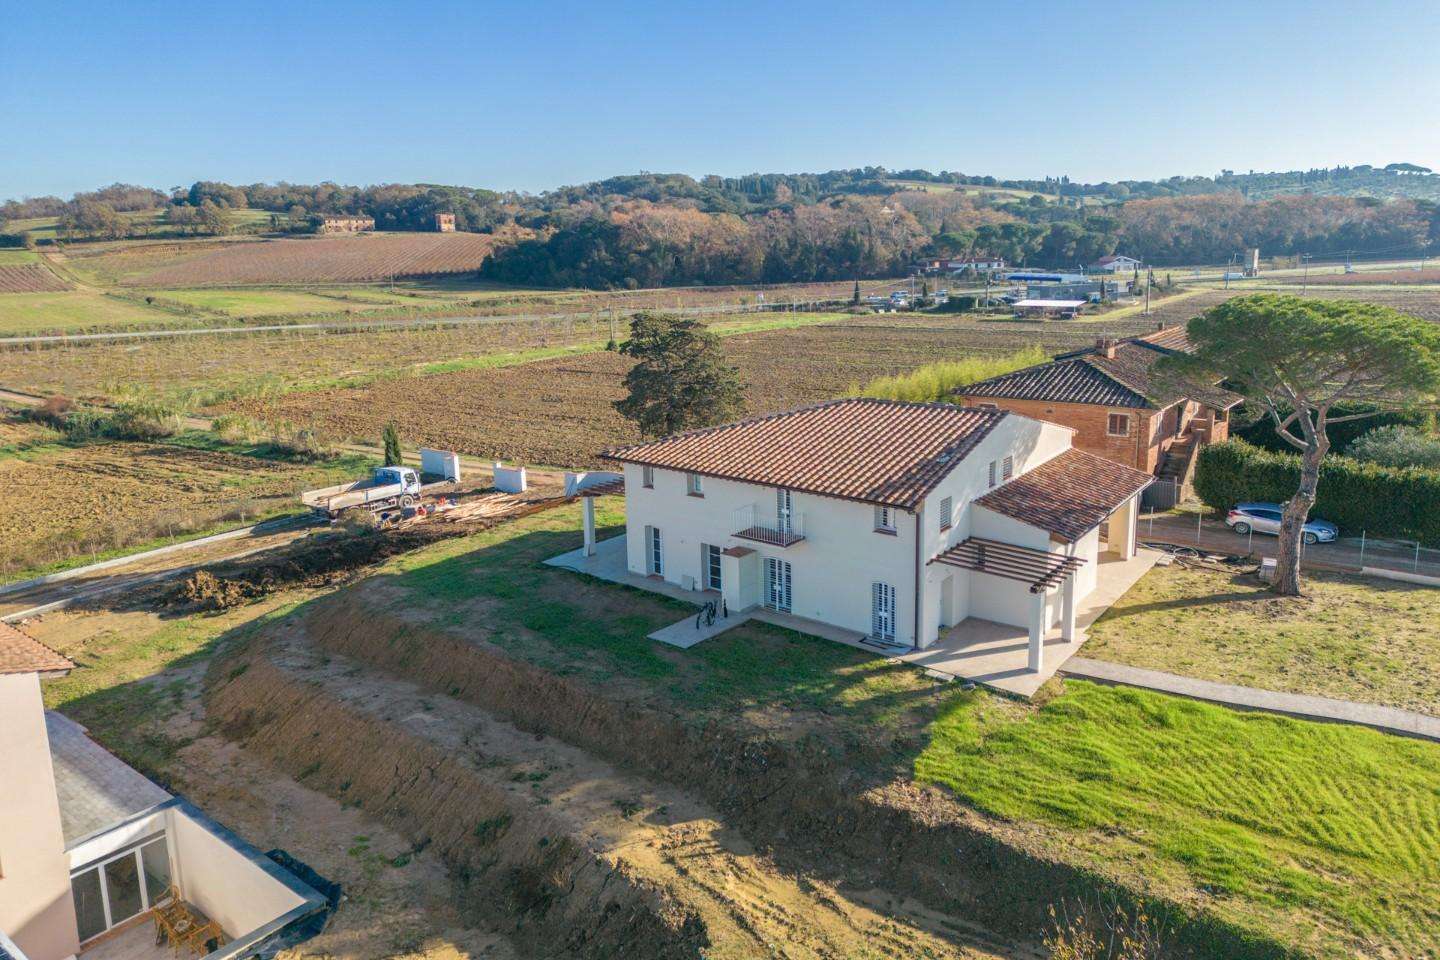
[0,262,69,292]
[0,311,848,405]
[217,315,1167,467]
[144,286,416,318]
[116,232,502,286]
[0,291,190,335]
[0,411,373,581]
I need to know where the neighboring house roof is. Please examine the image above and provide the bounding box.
[47,711,172,846]
[1095,254,1139,265]
[602,398,1008,510]
[0,622,73,676]
[974,448,1153,542]
[962,331,1243,411]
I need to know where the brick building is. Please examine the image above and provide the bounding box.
[318,214,375,233]
[434,213,456,232]
[955,325,1242,500]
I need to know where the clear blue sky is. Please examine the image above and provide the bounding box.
[3,0,1437,200]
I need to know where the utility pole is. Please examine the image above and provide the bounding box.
[1144,272,1151,315]
[1301,253,1311,295]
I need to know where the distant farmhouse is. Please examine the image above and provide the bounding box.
[318,214,375,234]
[434,213,456,232]
[1090,254,1143,273]
[914,256,1006,275]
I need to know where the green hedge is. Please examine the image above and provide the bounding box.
[1195,439,1440,545]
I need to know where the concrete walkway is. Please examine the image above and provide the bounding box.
[1063,657,1440,743]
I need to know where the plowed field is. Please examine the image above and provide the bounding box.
[123,233,501,287]
[222,318,1165,467]
[0,263,69,292]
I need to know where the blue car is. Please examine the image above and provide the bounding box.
[1226,502,1339,544]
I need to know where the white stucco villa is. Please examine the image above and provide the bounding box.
[555,398,1157,695]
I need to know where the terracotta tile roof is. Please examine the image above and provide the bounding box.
[602,398,1008,510]
[963,335,1242,412]
[0,621,73,676]
[974,448,1152,542]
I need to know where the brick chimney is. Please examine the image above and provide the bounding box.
[1095,337,1118,359]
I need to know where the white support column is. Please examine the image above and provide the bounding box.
[1061,573,1077,642]
[1027,590,1046,673]
[582,496,596,557]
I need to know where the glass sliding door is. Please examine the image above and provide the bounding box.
[70,834,173,943]
[71,867,107,942]
[103,854,144,926]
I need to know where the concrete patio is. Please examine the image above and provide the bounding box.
[547,535,1160,697]
[901,548,1161,696]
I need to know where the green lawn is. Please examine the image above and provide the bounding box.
[379,499,947,736]
[0,248,40,265]
[1083,564,1440,714]
[0,290,197,334]
[914,682,1440,955]
[379,502,1440,955]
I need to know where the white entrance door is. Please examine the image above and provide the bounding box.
[871,582,897,642]
[765,558,792,613]
[648,526,663,575]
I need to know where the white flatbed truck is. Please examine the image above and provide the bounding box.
[302,466,424,518]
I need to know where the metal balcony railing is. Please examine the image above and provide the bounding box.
[732,504,805,547]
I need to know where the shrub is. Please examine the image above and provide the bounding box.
[1195,439,1440,545]
[62,408,110,440]
[1349,425,1440,469]
[211,413,263,445]
[859,346,1047,403]
[108,399,183,440]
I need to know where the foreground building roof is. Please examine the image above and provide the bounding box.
[974,448,1153,541]
[602,398,1008,510]
[962,327,1242,412]
[47,711,172,845]
[0,622,73,676]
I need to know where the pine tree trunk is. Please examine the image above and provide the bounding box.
[1271,442,1325,596]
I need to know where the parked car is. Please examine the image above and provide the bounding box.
[1225,502,1339,544]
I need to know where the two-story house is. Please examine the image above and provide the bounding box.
[955,326,1242,499]
[0,622,325,960]
[596,398,1150,672]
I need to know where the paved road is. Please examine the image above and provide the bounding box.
[1140,512,1440,580]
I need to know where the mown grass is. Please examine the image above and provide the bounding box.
[1083,564,1440,713]
[0,290,190,334]
[915,682,1440,954]
[0,248,40,265]
[381,500,1440,954]
[381,499,946,733]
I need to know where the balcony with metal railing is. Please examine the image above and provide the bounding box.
[732,503,806,547]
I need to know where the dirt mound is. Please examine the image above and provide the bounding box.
[206,645,707,960]
[167,499,565,611]
[297,596,1295,960]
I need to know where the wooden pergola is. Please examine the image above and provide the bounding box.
[931,537,1084,593]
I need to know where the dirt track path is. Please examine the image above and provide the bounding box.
[264,626,1030,960]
